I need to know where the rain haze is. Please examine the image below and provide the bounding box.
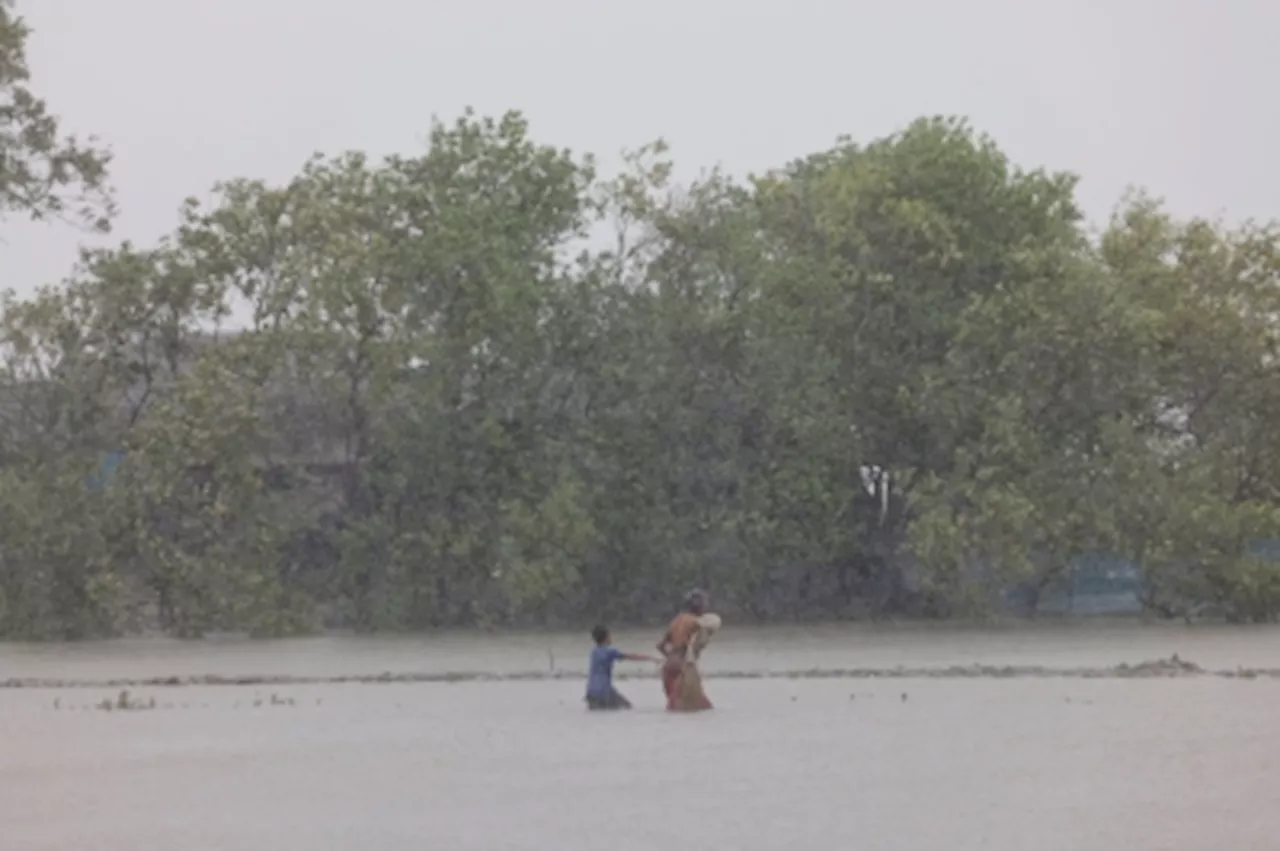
[5,0,1279,296]
[7,3,1280,850]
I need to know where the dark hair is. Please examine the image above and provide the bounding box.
[684,588,709,612]
[591,624,610,644]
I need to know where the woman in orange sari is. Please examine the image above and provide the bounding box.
[657,589,713,712]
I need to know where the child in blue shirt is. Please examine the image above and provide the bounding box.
[585,624,658,710]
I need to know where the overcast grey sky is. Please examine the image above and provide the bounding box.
[4,0,1278,296]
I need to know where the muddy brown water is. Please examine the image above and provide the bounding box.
[4,623,1279,850]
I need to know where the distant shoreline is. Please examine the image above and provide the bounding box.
[7,654,1279,689]
[0,610,1222,646]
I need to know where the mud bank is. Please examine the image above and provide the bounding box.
[5,654,1278,689]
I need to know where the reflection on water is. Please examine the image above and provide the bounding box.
[3,625,1279,851]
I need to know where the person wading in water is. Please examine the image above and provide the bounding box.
[657,589,715,712]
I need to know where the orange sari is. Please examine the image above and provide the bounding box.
[660,613,713,712]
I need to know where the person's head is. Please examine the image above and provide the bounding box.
[684,588,709,615]
[591,624,611,645]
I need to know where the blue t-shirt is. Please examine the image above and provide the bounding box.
[586,645,624,697]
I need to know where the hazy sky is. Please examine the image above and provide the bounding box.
[4,0,1278,297]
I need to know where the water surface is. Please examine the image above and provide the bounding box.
[3,624,1278,850]
[6,621,1280,681]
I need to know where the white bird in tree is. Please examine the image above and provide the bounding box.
[859,464,891,526]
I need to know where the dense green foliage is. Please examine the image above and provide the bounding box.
[4,6,1280,638]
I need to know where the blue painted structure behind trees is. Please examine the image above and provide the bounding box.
[86,450,125,491]
[1005,543,1280,617]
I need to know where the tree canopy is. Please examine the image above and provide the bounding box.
[0,1,113,230]
[3,6,1280,638]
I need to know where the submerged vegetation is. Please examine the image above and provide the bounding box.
[4,2,1280,639]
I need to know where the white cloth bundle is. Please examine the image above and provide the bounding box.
[687,612,722,661]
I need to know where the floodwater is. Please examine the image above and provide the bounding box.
[4,623,1280,850]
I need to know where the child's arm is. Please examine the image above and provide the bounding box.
[621,652,661,663]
